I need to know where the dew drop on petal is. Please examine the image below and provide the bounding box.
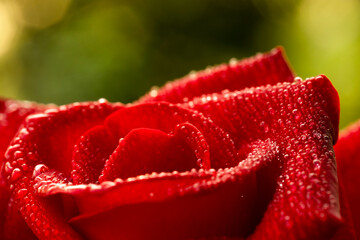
[17,188,28,199]
[4,162,13,173]
[32,164,49,178]
[11,168,22,181]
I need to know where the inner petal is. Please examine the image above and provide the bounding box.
[105,103,238,169]
[173,123,210,170]
[99,125,210,182]
[71,126,118,184]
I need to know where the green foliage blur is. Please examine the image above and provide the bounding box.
[0,0,359,128]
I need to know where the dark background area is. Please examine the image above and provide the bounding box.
[0,0,359,128]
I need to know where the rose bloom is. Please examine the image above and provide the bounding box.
[0,47,359,240]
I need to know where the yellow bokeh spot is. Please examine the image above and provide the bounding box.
[12,0,71,29]
[0,1,17,57]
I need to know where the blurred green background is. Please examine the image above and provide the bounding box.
[0,0,359,128]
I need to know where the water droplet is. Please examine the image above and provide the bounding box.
[293,109,301,120]
[11,168,22,181]
[294,77,302,82]
[17,188,28,199]
[149,87,159,97]
[32,164,48,178]
[278,119,284,127]
[297,97,303,105]
[98,98,108,104]
[188,71,197,79]
[14,151,23,159]
[4,162,13,173]
[260,121,269,133]
[229,58,238,66]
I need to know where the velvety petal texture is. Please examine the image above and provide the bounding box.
[0,99,54,240]
[182,75,341,239]
[138,47,294,103]
[1,100,122,239]
[0,99,52,165]
[72,126,118,184]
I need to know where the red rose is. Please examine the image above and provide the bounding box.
[0,47,357,239]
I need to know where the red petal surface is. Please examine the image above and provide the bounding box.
[183,75,339,146]
[174,123,211,170]
[99,123,209,181]
[51,140,280,240]
[0,183,9,238]
[2,100,121,240]
[71,126,118,184]
[180,75,342,239]
[138,47,294,104]
[106,103,238,169]
[0,99,52,240]
[19,101,121,177]
[2,196,37,240]
[0,99,51,165]
[334,120,360,238]
[331,180,357,239]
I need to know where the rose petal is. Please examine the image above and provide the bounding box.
[138,47,294,103]
[183,75,339,146]
[71,126,118,184]
[181,75,342,239]
[330,181,357,239]
[35,140,277,207]
[0,184,9,238]
[0,99,53,240]
[12,101,121,177]
[174,123,211,170]
[2,100,122,239]
[99,123,209,181]
[2,196,37,240]
[334,120,360,238]
[48,140,280,240]
[106,103,238,169]
[71,179,254,240]
[0,99,51,164]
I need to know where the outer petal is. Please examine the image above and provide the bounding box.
[2,100,122,240]
[331,180,357,239]
[0,99,52,166]
[0,184,9,238]
[334,120,360,238]
[0,99,53,240]
[138,47,294,103]
[183,75,339,145]
[2,196,37,240]
[182,75,342,239]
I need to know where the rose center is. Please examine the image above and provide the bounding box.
[98,123,211,182]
